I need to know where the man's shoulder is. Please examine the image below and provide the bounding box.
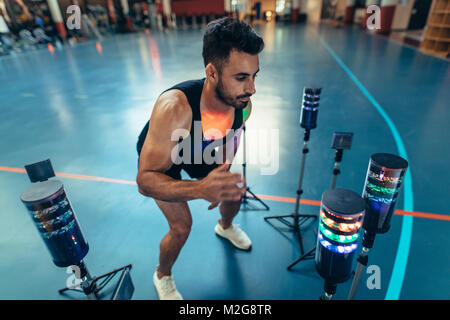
[159,88,189,106]
[154,90,192,126]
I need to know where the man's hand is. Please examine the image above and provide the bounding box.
[198,163,246,203]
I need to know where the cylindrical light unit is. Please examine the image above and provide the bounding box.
[315,188,366,299]
[362,153,408,237]
[20,179,89,267]
[347,152,408,300]
[300,86,321,130]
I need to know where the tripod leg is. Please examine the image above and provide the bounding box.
[59,285,83,294]
[240,125,269,211]
[295,227,305,255]
[287,246,315,270]
[245,188,270,210]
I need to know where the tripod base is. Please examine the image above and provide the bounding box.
[264,213,316,230]
[241,187,270,211]
[264,213,317,268]
[287,246,315,269]
[59,262,134,300]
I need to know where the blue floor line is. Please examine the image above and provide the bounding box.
[313,30,414,300]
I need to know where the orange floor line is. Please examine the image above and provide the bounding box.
[254,194,322,206]
[1,166,448,221]
[0,166,136,185]
[255,194,450,221]
[394,209,450,221]
[55,172,136,185]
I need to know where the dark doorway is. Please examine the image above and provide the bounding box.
[408,0,432,30]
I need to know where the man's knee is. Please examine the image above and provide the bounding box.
[170,222,192,241]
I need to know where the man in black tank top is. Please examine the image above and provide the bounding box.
[136,17,264,300]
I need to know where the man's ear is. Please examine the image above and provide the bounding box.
[205,62,219,84]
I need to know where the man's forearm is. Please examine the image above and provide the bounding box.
[137,171,203,202]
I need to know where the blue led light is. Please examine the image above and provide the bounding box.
[318,232,358,254]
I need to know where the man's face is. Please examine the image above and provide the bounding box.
[215,50,259,109]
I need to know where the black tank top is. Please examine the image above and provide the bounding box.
[136,78,243,167]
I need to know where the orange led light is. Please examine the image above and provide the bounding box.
[320,210,362,233]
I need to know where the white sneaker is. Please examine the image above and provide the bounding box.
[215,223,252,250]
[153,271,183,300]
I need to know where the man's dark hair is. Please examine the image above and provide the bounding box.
[202,17,264,70]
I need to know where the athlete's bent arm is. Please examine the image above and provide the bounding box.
[136,91,246,203]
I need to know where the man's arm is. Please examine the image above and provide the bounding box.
[136,90,201,202]
[136,90,246,203]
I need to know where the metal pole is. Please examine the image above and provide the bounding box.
[294,130,310,217]
[348,247,370,300]
[330,161,339,189]
[331,149,343,189]
[294,141,307,216]
[320,281,337,300]
[77,260,99,300]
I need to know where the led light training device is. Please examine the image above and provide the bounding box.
[20,159,89,267]
[265,86,322,269]
[347,153,408,300]
[300,86,321,130]
[20,159,134,300]
[315,188,366,300]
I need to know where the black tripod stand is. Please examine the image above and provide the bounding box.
[286,133,352,270]
[59,260,134,300]
[265,129,317,266]
[241,124,270,211]
[265,86,322,268]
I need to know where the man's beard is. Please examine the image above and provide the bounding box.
[215,77,250,109]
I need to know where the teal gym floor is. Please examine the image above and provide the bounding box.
[0,23,449,300]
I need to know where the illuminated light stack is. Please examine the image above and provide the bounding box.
[300,86,321,130]
[20,163,89,268]
[348,153,408,300]
[20,159,134,300]
[362,153,408,236]
[315,188,366,300]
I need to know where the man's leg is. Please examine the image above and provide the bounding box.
[216,198,251,250]
[154,199,192,279]
[218,199,242,229]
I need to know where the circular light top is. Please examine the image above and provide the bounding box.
[322,188,366,217]
[304,86,322,95]
[20,180,64,203]
[371,153,408,170]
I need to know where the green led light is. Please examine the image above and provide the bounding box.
[319,222,359,244]
[366,182,396,195]
[243,108,250,121]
